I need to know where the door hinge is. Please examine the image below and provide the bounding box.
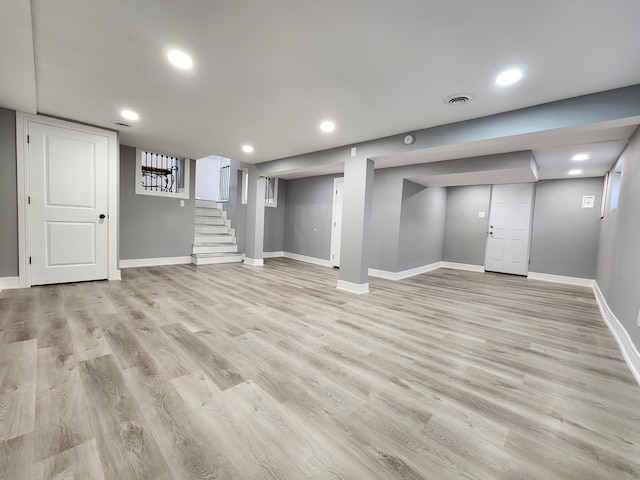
[29,256,32,265]
[28,195,31,205]
[27,134,30,144]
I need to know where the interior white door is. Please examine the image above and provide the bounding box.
[28,122,109,285]
[330,178,344,267]
[485,183,535,276]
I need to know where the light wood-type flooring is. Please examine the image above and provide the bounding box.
[1,258,640,479]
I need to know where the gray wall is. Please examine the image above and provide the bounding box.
[264,180,286,253]
[442,185,491,265]
[0,108,18,277]
[283,174,337,259]
[396,182,446,271]
[596,127,640,349]
[369,170,402,271]
[530,178,603,278]
[283,167,449,273]
[119,145,196,260]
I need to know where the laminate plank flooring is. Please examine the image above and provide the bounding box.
[1,258,640,479]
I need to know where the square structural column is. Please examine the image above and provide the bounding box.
[337,157,374,294]
[245,169,265,266]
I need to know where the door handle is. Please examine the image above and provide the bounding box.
[488,225,494,236]
[99,214,106,219]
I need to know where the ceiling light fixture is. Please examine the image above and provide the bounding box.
[320,121,335,133]
[242,145,254,153]
[167,49,193,70]
[568,169,582,175]
[572,154,589,161]
[495,68,523,86]
[120,110,139,121]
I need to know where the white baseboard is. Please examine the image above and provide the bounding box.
[369,262,441,281]
[441,262,485,273]
[244,257,264,267]
[593,282,640,386]
[0,276,20,292]
[336,280,369,295]
[283,252,332,268]
[263,251,285,259]
[527,272,595,287]
[119,256,192,269]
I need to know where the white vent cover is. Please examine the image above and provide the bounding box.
[444,93,474,105]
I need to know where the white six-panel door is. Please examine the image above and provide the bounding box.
[484,183,535,276]
[28,122,109,285]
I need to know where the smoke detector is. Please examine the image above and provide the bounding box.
[444,93,474,106]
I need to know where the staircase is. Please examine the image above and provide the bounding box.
[191,200,243,265]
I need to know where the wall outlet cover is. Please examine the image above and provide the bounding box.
[478,211,486,218]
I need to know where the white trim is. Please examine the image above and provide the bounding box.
[283,252,332,268]
[527,272,595,287]
[244,257,264,267]
[336,280,369,295]
[0,277,20,292]
[119,256,192,268]
[16,113,120,287]
[369,261,442,281]
[441,262,485,273]
[263,251,285,258]
[593,282,640,386]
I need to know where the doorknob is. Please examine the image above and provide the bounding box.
[99,214,106,219]
[488,225,494,236]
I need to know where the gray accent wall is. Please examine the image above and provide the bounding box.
[369,169,402,272]
[442,185,491,266]
[119,145,196,260]
[396,182,446,271]
[264,180,286,253]
[0,108,18,277]
[283,174,337,259]
[597,127,640,350]
[530,178,603,278]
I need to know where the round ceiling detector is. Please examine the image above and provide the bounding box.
[444,93,474,106]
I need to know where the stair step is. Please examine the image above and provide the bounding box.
[195,225,229,234]
[195,199,221,208]
[193,244,238,254]
[195,207,223,217]
[191,253,243,265]
[195,216,226,226]
[194,234,235,244]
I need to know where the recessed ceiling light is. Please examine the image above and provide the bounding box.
[242,145,254,153]
[167,49,193,70]
[572,154,589,161]
[120,110,139,121]
[320,121,335,133]
[568,169,582,175]
[495,68,523,86]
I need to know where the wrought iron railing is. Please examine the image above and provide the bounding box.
[219,164,230,201]
[140,151,184,193]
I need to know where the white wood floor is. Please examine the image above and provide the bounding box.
[1,258,639,479]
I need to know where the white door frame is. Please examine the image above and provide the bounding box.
[329,177,344,267]
[16,112,120,287]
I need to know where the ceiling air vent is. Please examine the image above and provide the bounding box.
[113,120,131,128]
[444,93,474,106]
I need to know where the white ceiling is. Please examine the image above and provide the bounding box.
[2,0,640,179]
